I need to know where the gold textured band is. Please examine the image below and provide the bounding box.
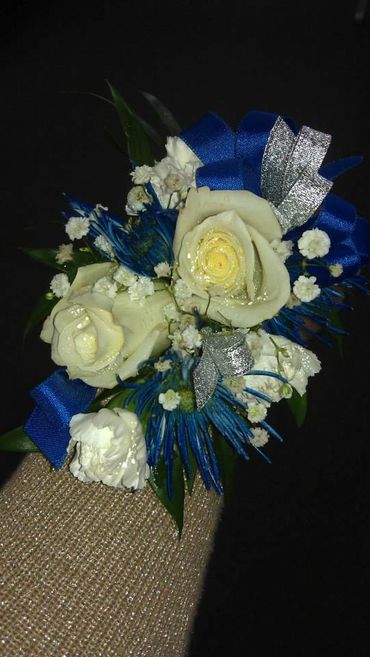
[0,455,222,657]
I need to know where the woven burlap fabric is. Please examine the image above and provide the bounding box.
[0,455,222,657]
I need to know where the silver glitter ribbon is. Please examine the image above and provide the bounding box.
[193,330,254,410]
[261,116,333,234]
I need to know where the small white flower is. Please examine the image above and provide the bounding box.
[128,276,155,303]
[56,243,73,264]
[298,229,331,259]
[65,216,90,241]
[126,186,152,215]
[154,359,172,372]
[293,275,321,302]
[131,165,152,185]
[94,235,114,257]
[181,325,202,351]
[174,278,192,304]
[250,427,269,448]
[224,376,246,395]
[50,273,70,298]
[163,303,180,322]
[93,276,118,299]
[271,239,294,263]
[113,265,137,287]
[247,402,267,423]
[329,263,343,278]
[154,261,172,278]
[164,171,187,193]
[158,389,181,411]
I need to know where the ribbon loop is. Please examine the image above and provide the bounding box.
[24,370,96,469]
[193,331,254,410]
[261,118,333,233]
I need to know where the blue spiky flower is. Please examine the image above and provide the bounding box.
[116,350,286,498]
[64,193,177,277]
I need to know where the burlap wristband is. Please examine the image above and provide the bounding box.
[0,455,222,657]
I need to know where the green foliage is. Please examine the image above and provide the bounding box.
[24,292,59,338]
[287,389,308,428]
[22,246,101,277]
[107,81,154,166]
[141,91,181,136]
[212,426,237,504]
[0,426,39,452]
[149,453,185,537]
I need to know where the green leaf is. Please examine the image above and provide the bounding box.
[22,246,100,276]
[141,91,181,135]
[24,292,59,338]
[287,389,308,428]
[137,116,163,146]
[212,427,237,505]
[103,126,127,154]
[21,247,66,272]
[106,388,134,411]
[149,454,185,537]
[107,81,154,166]
[0,426,39,452]
[185,447,198,495]
[327,308,345,357]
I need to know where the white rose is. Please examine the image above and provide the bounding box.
[69,407,149,490]
[173,187,291,327]
[41,263,171,388]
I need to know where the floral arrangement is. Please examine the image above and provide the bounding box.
[2,85,369,533]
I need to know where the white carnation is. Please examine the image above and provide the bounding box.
[65,216,90,241]
[293,275,321,302]
[68,407,149,490]
[56,243,73,264]
[245,329,321,400]
[158,389,181,411]
[50,273,70,298]
[298,229,331,259]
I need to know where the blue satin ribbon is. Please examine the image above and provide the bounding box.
[181,110,360,193]
[24,369,96,469]
[285,193,370,285]
[181,111,284,194]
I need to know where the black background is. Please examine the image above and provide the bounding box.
[1,1,369,655]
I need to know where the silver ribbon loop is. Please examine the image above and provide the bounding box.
[193,330,254,410]
[261,117,333,234]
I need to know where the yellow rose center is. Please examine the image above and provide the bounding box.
[193,230,244,293]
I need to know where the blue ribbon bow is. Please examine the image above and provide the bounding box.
[24,369,96,469]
